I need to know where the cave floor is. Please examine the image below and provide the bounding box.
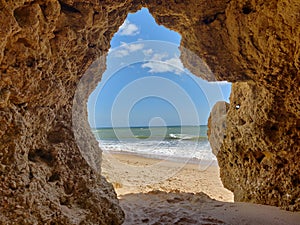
[119,191,300,225]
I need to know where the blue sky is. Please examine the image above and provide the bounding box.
[88,8,231,128]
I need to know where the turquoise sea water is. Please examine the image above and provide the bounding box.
[92,125,216,161]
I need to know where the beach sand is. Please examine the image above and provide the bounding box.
[102,152,300,225]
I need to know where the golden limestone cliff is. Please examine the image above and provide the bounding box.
[0,0,299,223]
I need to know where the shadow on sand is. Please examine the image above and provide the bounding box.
[119,190,300,225]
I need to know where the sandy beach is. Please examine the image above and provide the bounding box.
[102,152,233,201]
[102,152,300,225]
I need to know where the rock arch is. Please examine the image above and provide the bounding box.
[0,0,299,223]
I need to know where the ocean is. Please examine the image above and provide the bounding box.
[92,125,217,163]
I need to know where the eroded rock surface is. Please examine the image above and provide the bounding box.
[0,0,128,223]
[209,82,300,211]
[150,0,299,211]
[0,0,299,223]
[148,0,299,211]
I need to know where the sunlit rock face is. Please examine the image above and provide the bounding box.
[0,0,128,223]
[0,0,299,223]
[200,0,299,211]
[209,82,299,211]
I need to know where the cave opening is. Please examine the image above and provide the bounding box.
[1,1,299,223]
[86,8,233,201]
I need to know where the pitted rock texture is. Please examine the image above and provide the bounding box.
[210,82,300,211]
[0,0,128,224]
[0,0,299,223]
[207,101,229,156]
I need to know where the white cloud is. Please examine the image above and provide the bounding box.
[151,53,168,61]
[142,55,184,75]
[122,42,144,51]
[211,81,230,85]
[113,42,144,57]
[114,49,129,57]
[118,20,139,36]
[143,49,153,56]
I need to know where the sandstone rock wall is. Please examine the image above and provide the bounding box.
[0,0,299,223]
[200,0,299,210]
[147,0,299,211]
[216,82,299,211]
[0,0,129,223]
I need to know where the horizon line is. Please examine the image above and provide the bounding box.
[91,124,208,129]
